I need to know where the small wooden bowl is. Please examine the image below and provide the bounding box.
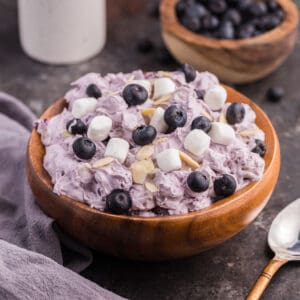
[27,86,280,261]
[160,0,299,84]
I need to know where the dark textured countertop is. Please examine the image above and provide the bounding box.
[0,1,299,299]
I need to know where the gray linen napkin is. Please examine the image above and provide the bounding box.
[0,92,125,300]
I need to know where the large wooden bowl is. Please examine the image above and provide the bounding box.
[160,0,299,84]
[27,86,280,261]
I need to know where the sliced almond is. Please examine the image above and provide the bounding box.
[84,163,92,170]
[145,181,159,193]
[239,128,259,137]
[108,89,122,96]
[219,114,228,124]
[130,159,155,184]
[141,108,156,117]
[157,71,172,78]
[92,157,114,168]
[63,131,72,138]
[153,93,172,105]
[136,145,154,161]
[153,137,168,144]
[201,110,213,121]
[179,151,200,170]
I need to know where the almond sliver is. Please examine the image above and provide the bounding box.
[179,151,200,170]
[153,137,168,144]
[201,111,213,121]
[239,129,259,137]
[145,181,159,193]
[130,159,155,184]
[63,131,72,138]
[92,157,114,168]
[157,71,172,78]
[141,108,156,117]
[136,145,154,161]
[219,114,227,123]
[154,93,172,105]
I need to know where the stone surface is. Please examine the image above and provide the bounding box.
[0,0,299,299]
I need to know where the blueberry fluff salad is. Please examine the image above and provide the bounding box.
[37,65,266,217]
[176,0,285,39]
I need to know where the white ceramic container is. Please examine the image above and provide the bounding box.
[18,0,106,65]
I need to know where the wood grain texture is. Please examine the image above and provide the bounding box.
[27,86,280,261]
[246,257,288,300]
[160,0,299,84]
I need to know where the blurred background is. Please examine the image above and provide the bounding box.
[0,0,300,299]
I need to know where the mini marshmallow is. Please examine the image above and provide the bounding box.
[104,138,129,163]
[72,97,98,118]
[184,129,211,157]
[156,148,182,172]
[87,115,112,142]
[204,85,227,111]
[209,122,235,145]
[150,107,168,133]
[127,80,152,96]
[153,77,176,99]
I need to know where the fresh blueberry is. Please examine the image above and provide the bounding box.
[257,15,281,31]
[132,125,157,146]
[72,137,96,160]
[214,174,237,197]
[181,16,201,32]
[226,103,245,124]
[266,86,285,102]
[218,21,235,39]
[274,9,285,21]
[191,116,212,133]
[252,139,267,157]
[223,9,241,26]
[123,84,148,106]
[248,2,268,17]
[237,0,252,11]
[237,23,255,39]
[267,0,279,12]
[201,14,220,30]
[176,1,188,18]
[86,84,102,98]
[195,89,204,99]
[187,172,209,193]
[136,37,154,53]
[105,189,132,215]
[164,105,187,131]
[181,63,197,83]
[66,119,87,135]
[208,0,227,15]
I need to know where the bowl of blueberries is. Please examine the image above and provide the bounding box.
[160,0,299,83]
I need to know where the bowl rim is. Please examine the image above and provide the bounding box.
[160,0,299,49]
[28,85,280,223]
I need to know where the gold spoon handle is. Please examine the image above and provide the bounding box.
[246,257,288,300]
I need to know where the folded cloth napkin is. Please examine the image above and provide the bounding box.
[0,92,124,300]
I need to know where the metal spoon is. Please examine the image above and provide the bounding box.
[247,198,300,299]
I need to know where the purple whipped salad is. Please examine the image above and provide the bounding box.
[37,68,265,217]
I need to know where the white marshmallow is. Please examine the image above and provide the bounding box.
[209,122,235,145]
[104,138,129,163]
[184,129,211,157]
[204,85,227,111]
[153,77,176,99]
[156,148,182,172]
[127,80,152,96]
[150,107,168,133]
[72,97,98,118]
[87,115,112,142]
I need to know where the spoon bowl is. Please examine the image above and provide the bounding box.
[247,198,300,299]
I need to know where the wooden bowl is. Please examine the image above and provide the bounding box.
[160,0,299,84]
[27,86,280,261]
